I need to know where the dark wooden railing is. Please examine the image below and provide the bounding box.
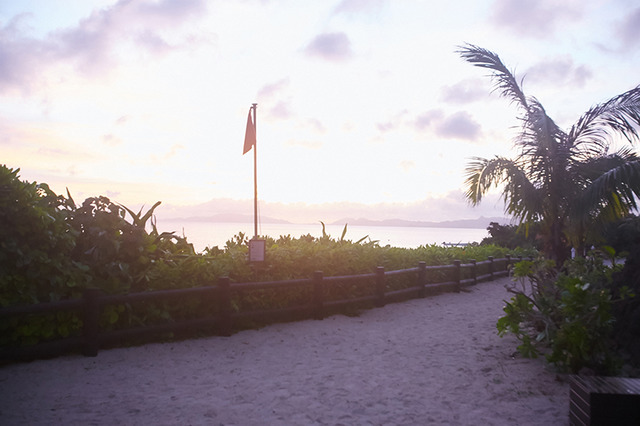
[0,255,525,361]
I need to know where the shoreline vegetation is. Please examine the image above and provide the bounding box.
[3,164,530,363]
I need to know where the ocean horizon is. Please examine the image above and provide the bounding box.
[155,220,490,253]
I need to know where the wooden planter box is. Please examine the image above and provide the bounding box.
[569,375,640,425]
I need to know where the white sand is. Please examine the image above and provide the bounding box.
[0,277,569,425]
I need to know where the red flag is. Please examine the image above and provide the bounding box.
[243,109,256,155]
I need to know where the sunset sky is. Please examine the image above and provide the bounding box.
[2,0,639,224]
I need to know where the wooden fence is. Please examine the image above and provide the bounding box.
[0,255,524,362]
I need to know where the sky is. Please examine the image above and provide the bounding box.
[2,0,640,224]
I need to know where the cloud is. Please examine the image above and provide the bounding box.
[490,0,582,38]
[304,32,353,62]
[376,109,409,133]
[257,78,290,100]
[435,111,481,141]
[51,0,207,70]
[269,101,293,120]
[134,30,173,55]
[413,110,444,131]
[377,108,481,141]
[0,0,207,92]
[411,110,481,141]
[332,0,386,16]
[440,79,488,104]
[616,6,640,49]
[0,15,48,94]
[524,56,592,88]
[258,79,295,121]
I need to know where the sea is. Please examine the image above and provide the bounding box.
[155,220,489,253]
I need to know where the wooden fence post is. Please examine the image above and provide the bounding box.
[218,277,232,337]
[375,266,386,307]
[417,262,426,298]
[488,256,494,280]
[470,259,477,285]
[313,271,324,320]
[82,288,101,357]
[453,260,461,292]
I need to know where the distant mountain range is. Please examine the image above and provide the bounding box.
[167,214,509,229]
[172,213,292,224]
[329,217,509,229]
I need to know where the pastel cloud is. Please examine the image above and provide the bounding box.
[269,101,294,120]
[435,111,481,141]
[411,110,481,141]
[440,79,488,104]
[378,109,481,141]
[0,0,207,93]
[525,56,592,88]
[617,7,640,49]
[332,0,386,16]
[0,15,48,93]
[490,0,582,38]
[376,110,409,133]
[413,110,445,131]
[304,32,353,62]
[258,78,291,100]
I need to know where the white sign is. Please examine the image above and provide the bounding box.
[249,238,265,262]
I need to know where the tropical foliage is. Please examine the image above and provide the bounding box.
[604,215,640,366]
[481,221,541,250]
[459,44,640,265]
[1,165,517,348]
[497,255,634,375]
[0,166,85,306]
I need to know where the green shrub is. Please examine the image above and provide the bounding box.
[1,167,525,349]
[497,255,631,374]
[0,166,90,345]
[482,221,541,250]
[0,166,87,305]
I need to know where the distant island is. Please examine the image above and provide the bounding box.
[169,213,292,224]
[328,217,509,229]
[165,214,509,229]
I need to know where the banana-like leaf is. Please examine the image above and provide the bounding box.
[319,221,328,238]
[340,223,348,242]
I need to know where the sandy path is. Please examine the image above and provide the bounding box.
[0,277,569,425]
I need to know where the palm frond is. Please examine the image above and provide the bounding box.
[501,162,545,223]
[573,154,640,224]
[457,43,528,110]
[518,100,571,185]
[463,156,506,205]
[463,156,541,224]
[569,85,640,152]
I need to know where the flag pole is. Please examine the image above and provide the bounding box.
[252,103,258,239]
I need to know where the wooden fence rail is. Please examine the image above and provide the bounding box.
[0,255,525,361]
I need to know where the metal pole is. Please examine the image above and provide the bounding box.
[252,103,258,238]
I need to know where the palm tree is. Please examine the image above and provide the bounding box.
[458,44,640,265]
